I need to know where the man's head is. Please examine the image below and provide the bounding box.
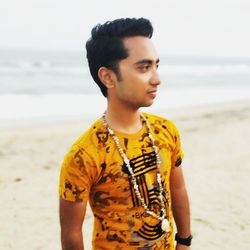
[86,18,153,97]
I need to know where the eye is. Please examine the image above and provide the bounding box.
[138,64,150,72]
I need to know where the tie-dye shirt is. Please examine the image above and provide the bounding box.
[59,113,184,250]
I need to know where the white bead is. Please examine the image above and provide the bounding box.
[161,219,170,232]
[124,158,130,165]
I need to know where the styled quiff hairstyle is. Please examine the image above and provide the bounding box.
[85,17,153,97]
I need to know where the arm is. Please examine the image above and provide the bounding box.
[170,166,191,249]
[59,198,87,250]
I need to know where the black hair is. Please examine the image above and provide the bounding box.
[85,17,153,97]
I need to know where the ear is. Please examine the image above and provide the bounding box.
[98,67,116,89]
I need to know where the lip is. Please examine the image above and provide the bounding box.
[147,90,157,98]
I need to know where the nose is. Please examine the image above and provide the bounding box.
[149,69,161,86]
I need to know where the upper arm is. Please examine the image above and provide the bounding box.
[170,165,186,191]
[59,198,87,234]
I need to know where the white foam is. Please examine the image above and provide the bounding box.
[1,84,250,124]
[1,61,250,76]
[0,93,105,120]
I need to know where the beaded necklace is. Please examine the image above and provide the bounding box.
[102,113,170,232]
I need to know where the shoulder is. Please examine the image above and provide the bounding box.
[142,112,180,135]
[61,117,106,171]
[73,117,107,150]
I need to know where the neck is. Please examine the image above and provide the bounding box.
[104,107,142,134]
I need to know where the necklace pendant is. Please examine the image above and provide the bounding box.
[161,218,170,232]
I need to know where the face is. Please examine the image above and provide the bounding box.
[112,36,161,110]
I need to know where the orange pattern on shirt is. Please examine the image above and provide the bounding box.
[59,113,184,250]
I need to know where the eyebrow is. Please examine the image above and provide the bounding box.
[134,58,160,66]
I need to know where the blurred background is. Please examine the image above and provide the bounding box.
[1,0,250,128]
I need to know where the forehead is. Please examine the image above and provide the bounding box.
[122,36,158,63]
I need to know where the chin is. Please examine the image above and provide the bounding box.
[141,102,154,108]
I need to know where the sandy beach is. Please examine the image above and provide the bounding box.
[1,99,250,250]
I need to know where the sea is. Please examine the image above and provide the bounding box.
[1,49,250,128]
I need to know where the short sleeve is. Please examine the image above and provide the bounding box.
[170,123,184,168]
[59,143,97,202]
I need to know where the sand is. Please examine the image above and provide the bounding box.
[1,100,250,250]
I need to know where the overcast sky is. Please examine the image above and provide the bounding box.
[0,0,250,57]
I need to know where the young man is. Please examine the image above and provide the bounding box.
[59,18,192,250]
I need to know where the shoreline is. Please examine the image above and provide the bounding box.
[1,99,250,249]
[1,97,250,132]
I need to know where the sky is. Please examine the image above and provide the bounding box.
[0,0,250,57]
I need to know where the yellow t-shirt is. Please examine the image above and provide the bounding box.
[59,113,184,250]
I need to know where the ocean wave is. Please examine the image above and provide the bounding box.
[0,61,250,75]
[159,64,250,76]
[0,60,89,75]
